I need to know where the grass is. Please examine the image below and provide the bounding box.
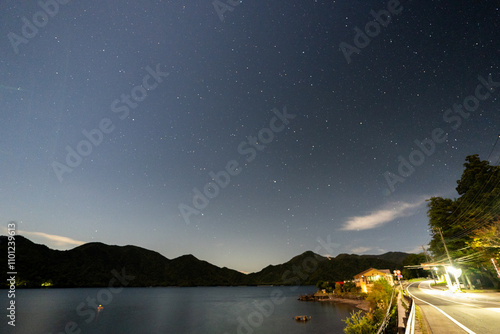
[407,278,427,283]
[415,305,429,334]
[431,282,447,287]
[463,289,500,293]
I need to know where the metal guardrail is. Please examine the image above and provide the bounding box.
[376,288,395,334]
[374,284,417,334]
[404,298,416,334]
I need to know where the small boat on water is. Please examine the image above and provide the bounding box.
[294,315,311,321]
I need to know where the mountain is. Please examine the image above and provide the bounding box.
[248,251,407,285]
[367,251,411,265]
[0,235,248,287]
[247,251,328,284]
[0,236,411,288]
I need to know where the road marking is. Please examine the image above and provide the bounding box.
[428,282,440,291]
[419,281,500,310]
[419,282,484,308]
[407,282,477,334]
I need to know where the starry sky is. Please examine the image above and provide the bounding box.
[1,0,499,273]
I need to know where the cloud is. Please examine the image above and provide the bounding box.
[18,230,85,249]
[406,245,424,254]
[350,246,371,254]
[341,198,426,231]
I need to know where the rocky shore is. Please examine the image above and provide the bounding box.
[298,292,370,311]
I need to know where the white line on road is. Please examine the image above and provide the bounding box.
[419,281,500,310]
[406,282,477,334]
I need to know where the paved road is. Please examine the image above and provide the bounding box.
[407,280,500,334]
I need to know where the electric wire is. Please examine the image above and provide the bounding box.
[431,151,500,244]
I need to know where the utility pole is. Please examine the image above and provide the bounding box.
[422,245,436,283]
[437,227,461,291]
[492,258,500,279]
[437,228,452,265]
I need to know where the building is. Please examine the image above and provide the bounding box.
[354,268,394,293]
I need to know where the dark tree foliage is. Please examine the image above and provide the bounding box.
[0,236,411,288]
[427,154,500,288]
[402,253,427,279]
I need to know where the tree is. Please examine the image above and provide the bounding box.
[343,311,376,334]
[470,225,500,250]
[402,253,427,279]
[343,281,358,293]
[343,279,395,333]
[427,154,500,288]
[335,282,343,295]
[366,280,393,324]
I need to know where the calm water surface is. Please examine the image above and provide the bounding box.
[2,286,357,333]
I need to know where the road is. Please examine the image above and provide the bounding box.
[407,280,500,334]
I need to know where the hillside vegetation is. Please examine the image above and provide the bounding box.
[0,236,410,288]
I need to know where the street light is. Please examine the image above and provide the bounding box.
[447,266,462,278]
[445,266,463,291]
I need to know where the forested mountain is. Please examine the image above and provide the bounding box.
[1,235,410,288]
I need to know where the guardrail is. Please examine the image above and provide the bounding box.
[376,288,395,334]
[404,298,415,334]
[374,284,417,334]
[397,283,415,334]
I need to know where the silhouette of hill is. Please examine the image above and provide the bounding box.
[0,236,410,287]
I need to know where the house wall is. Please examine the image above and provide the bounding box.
[354,269,394,293]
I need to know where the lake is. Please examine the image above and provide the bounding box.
[2,286,357,333]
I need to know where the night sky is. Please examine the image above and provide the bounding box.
[1,0,499,273]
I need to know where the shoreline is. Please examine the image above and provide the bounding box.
[317,296,370,312]
[299,292,371,312]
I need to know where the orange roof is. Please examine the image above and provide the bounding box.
[354,268,392,278]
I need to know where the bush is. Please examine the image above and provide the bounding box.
[335,282,343,295]
[343,310,377,334]
[343,281,357,293]
[366,280,393,324]
[343,279,395,333]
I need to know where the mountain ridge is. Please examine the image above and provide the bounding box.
[0,235,411,288]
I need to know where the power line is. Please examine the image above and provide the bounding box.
[486,134,500,162]
[434,150,500,243]
[426,137,500,267]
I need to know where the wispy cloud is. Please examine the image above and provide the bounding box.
[18,230,85,249]
[350,246,371,254]
[407,245,424,254]
[341,198,426,231]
